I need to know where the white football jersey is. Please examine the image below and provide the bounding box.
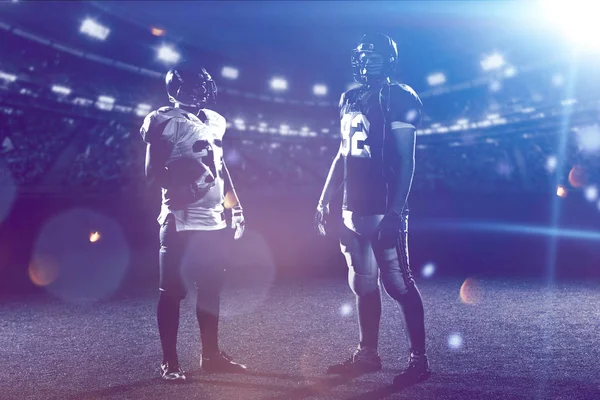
[141,106,228,231]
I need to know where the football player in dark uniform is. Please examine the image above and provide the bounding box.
[315,33,430,387]
[141,61,247,381]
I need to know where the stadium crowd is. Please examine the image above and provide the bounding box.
[1,20,598,197]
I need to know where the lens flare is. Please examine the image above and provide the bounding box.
[32,208,130,304]
[568,165,587,188]
[422,262,436,278]
[89,231,101,243]
[556,185,568,198]
[448,333,463,349]
[460,278,483,305]
[339,303,353,316]
[223,191,238,209]
[28,255,60,287]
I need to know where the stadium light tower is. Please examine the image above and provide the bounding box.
[80,18,110,40]
[541,0,600,51]
[221,66,239,80]
[480,53,505,71]
[427,73,446,86]
[313,84,328,96]
[270,77,288,91]
[51,85,71,96]
[157,46,180,63]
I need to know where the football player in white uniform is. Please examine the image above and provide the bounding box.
[141,61,247,381]
[315,34,430,388]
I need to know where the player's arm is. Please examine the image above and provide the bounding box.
[222,160,241,208]
[145,141,172,188]
[386,123,416,214]
[222,159,245,240]
[140,112,176,188]
[318,141,344,208]
[315,93,347,236]
[377,85,422,246]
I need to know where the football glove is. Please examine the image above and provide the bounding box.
[376,212,403,248]
[231,206,245,240]
[315,203,329,236]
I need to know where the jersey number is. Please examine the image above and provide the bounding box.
[192,140,222,183]
[341,113,371,158]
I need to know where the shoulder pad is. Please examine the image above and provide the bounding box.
[140,108,179,143]
[379,83,423,127]
[202,108,227,139]
[339,92,346,109]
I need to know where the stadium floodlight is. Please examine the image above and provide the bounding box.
[0,71,17,82]
[552,74,564,86]
[51,85,71,96]
[151,27,166,37]
[279,124,290,134]
[270,77,288,91]
[456,118,469,125]
[233,118,245,126]
[80,18,110,40]
[546,155,558,172]
[584,186,598,202]
[157,46,180,63]
[427,73,446,86]
[541,0,600,52]
[504,66,517,78]
[221,66,239,80]
[489,80,502,92]
[136,103,151,117]
[97,95,115,103]
[96,95,114,111]
[480,53,504,71]
[313,84,328,96]
[486,113,500,120]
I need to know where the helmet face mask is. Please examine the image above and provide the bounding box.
[351,34,398,85]
[166,63,217,109]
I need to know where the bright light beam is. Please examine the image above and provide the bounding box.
[422,221,600,241]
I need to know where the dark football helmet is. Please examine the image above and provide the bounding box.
[165,61,217,108]
[351,33,398,85]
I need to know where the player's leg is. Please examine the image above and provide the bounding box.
[328,225,382,375]
[371,211,429,386]
[157,214,188,381]
[190,229,247,373]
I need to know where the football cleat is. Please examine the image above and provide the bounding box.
[327,346,382,375]
[393,352,430,388]
[160,362,187,382]
[200,351,248,373]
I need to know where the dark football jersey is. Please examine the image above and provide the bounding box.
[339,82,422,215]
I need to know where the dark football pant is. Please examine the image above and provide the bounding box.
[157,214,231,365]
[340,211,426,355]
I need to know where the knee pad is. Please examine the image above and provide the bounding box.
[348,269,380,296]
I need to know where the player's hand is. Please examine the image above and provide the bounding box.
[231,206,245,240]
[376,212,403,248]
[315,203,329,236]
